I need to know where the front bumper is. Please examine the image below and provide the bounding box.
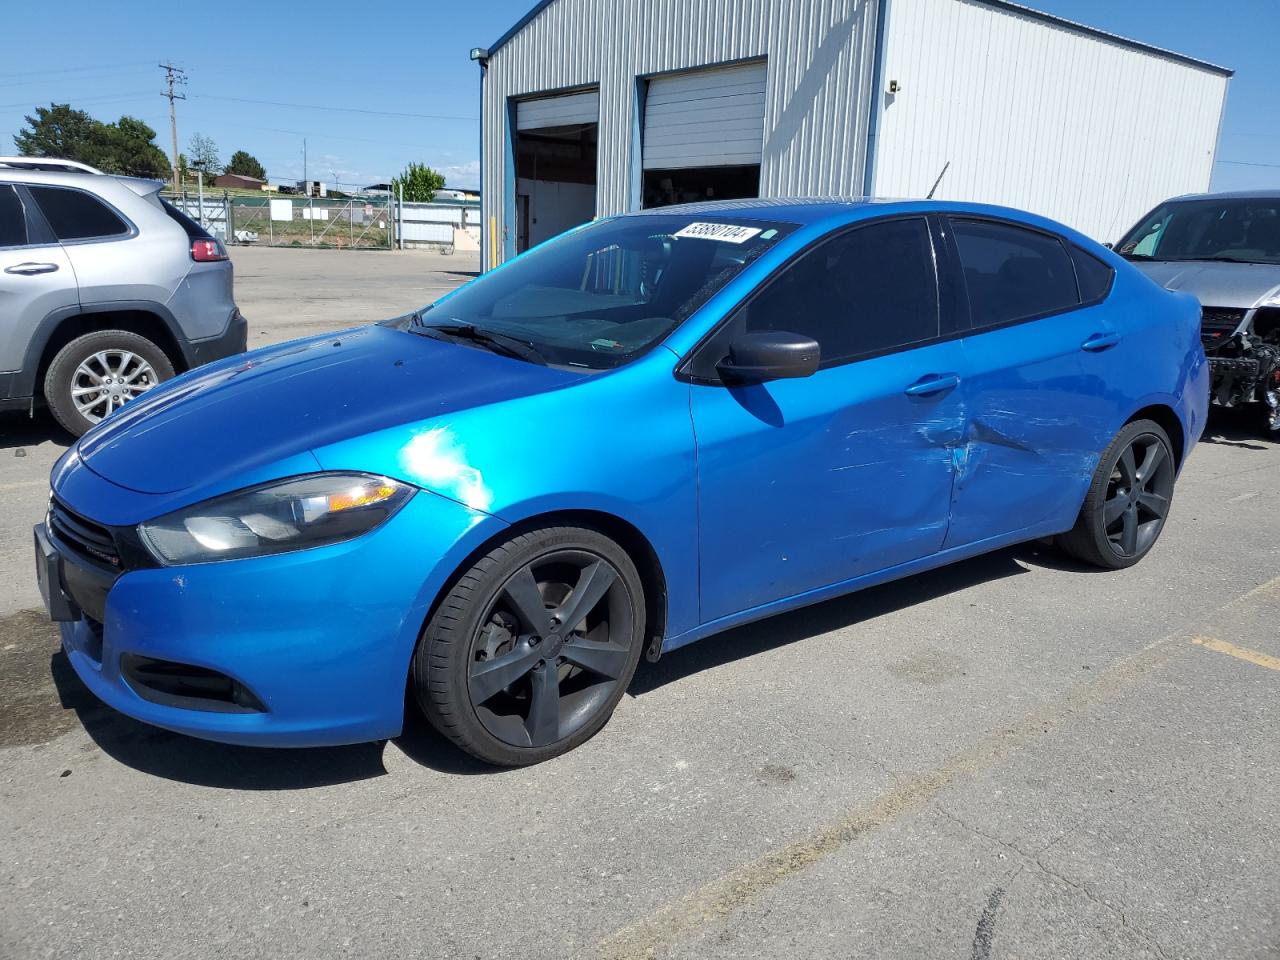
[43,483,494,747]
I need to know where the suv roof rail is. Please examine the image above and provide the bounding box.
[0,156,104,175]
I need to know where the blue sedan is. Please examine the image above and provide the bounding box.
[36,199,1208,765]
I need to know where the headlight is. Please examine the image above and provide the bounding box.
[139,473,414,565]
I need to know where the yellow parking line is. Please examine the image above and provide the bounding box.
[594,575,1280,959]
[1191,637,1280,672]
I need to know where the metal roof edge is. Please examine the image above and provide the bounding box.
[975,0,1233,77]
[485,0,1234,78]
[487,0,558,59]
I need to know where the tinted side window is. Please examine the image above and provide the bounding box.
[952,220,1079,329]
[1070,245,1114,303]
[28,186,129,241]
[736,218,940,365]
[0,185,28,247]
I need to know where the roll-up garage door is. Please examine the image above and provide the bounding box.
[643,61,767,170]
[516,89,600,130]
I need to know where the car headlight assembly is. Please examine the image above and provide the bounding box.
[138,473,414,565]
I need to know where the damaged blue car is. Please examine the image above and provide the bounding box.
[37,199,1207,765]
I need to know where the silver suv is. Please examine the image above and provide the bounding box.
[0,157,245,436]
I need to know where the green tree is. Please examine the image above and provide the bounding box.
[13,104,100,161]
[225,150,266,181]
[390,162,445,202]
[188,132,220,176]
[100,116,169,179]
[13,104,167,179]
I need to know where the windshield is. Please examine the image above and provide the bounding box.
[1117,197,1280,265]
[415,214,796,369]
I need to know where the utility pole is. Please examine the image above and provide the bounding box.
[302,137,307,194]
[159,62,187,194]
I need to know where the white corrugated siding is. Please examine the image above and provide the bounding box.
[481,0,881,266]
[643,62,768,169]
[873,0,1230,241]
[516,89,601,130]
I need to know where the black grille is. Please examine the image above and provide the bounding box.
[48,499,121,569]
[1201,307,1246,347]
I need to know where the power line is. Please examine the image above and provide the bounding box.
[0,90,156,111]
[0,60,154,80]
[0,67,159,91]
[195,94,476,122]
[224,120,459,152]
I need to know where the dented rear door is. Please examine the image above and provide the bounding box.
[940,216,1125,548]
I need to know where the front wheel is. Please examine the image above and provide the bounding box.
[1059,419,1176,570]
[413,526,646,766]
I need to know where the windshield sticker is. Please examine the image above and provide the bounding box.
[673,222,763,244]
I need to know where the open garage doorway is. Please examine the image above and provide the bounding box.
[642,165,760,208]
[640,61,765,210]
[514,90,599,253]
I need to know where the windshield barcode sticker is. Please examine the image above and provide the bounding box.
[673,222,762,244]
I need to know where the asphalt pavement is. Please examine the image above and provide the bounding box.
[1,246,1277,960]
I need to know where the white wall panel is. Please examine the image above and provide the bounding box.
[481,0,881,266]
[873,0,1230,241]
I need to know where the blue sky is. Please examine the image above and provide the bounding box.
[1,0,1275,193]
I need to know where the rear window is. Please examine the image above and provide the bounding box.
[28,185,129,241]
[161,198,212,240]
[951,219,1079,330]
[0,185,28,247]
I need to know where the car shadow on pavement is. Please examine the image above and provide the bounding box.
[50,649,390,790]
[0,410,71,451]
[629,547,1030,696]
[1201,407,1273,450]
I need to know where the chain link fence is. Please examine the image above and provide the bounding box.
[166,193,394,250]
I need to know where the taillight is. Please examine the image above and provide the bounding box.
[190,238,227,262]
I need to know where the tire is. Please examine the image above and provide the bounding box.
[44,330,174,437]
[1261,403,1280,440]
[1059,419,1176,570]
[413,526,646,766]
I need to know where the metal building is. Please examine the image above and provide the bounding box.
[474,0,1231,267]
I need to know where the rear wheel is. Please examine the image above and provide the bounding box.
[413,526,645,766]
[1059,419,1176,569]
[44,330,174,437]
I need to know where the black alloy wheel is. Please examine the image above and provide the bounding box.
[1100,431,1174,559]
[1060,419,1176,569]
[414,527,645,766]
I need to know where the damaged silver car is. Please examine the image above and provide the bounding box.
[1117,191,1280,437]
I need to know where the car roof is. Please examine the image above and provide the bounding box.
[1166,189,1280,202]
[626,196,1090,238]
[0,157,163,197]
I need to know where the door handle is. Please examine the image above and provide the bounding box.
[1081,331,1120,352]
[4,262,60,276]
[904,373,961,397]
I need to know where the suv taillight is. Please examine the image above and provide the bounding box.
[191,238,227,262]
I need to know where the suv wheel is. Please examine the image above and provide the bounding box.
[44,330,174,437]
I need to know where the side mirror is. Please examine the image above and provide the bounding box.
[1102,242,1114,250]
[717,330,820,383]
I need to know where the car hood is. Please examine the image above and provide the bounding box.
[1132,260,1280,310]
[77,324,586,496]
